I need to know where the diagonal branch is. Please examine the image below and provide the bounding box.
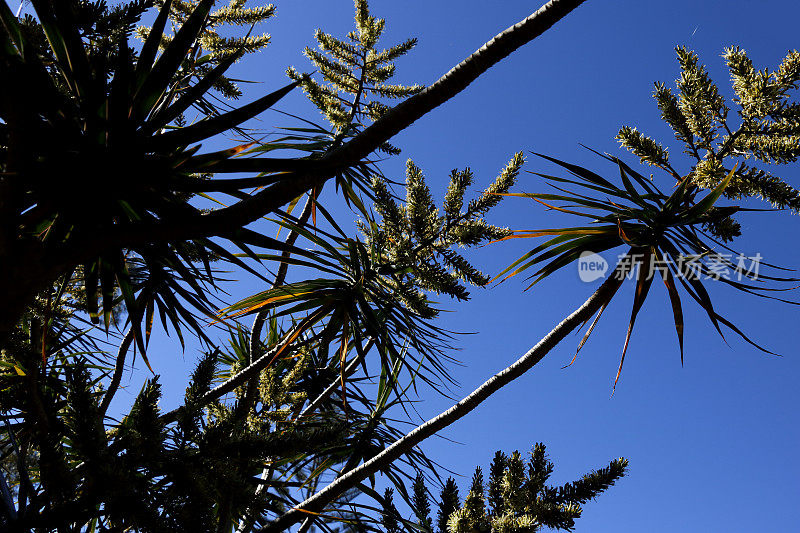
[159,306,329,425]
[259,257,625,533]
[87,0,588,252]
[324,0,589,167]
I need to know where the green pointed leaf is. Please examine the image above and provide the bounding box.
[0,1,24,53]
[146,46,243,131]
[134,0,213,120]
[683,164,738,221]
[661,261,685,365]
[614,250,655,392]
[147,79,299,148]
[136,0,174,79]
[532,151,617,189]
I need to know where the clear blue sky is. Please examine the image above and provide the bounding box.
[109,1,800,531]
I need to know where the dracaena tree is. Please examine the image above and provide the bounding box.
[2,0,628,531]
[256,41,800,533]
[489,47,800,392]
[4,0,794,531]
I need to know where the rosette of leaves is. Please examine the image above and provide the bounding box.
[220,209,458,397]
[221,153,522,394]
[0,0,304,358]
[497,151,798,389]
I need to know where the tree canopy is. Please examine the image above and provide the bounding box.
[1,0,798,531]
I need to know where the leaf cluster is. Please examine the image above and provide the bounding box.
[500,151,798,389]
[617,46,800,221]
[377,445,626,533]
[1,0,302,364]
[2,306,449,530]
[136,0,275,99]
[288,0,423,152]
[0,1,633,531]
[367,154,524,315]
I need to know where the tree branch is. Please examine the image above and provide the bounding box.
[82,0,588,253]
[99,328,135,418]
[323,0,589,168]
[260,258,625,532]
[159,306,329,425]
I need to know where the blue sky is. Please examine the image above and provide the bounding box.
[106,1,800,531]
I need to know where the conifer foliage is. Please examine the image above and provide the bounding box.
[288,0,423,149]
[446,445,627,533]
[137,0,276,98]
[385,445,627,533]
[617,46,800,239]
